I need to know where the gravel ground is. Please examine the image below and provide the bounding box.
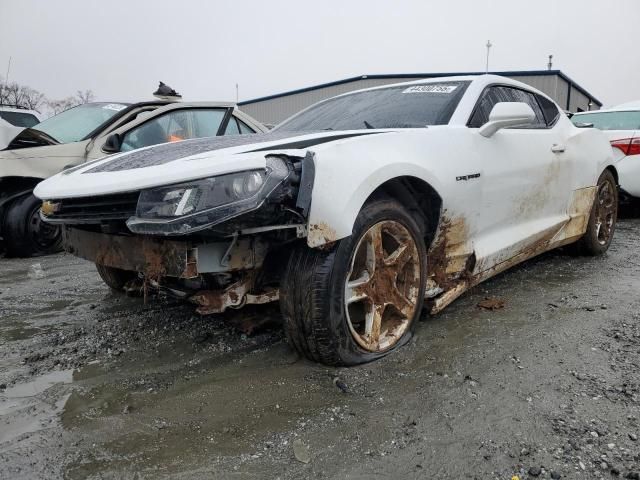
[1,218,639,480]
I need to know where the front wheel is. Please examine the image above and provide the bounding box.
[573,169,618,255]
[280,199,427,365]
[2,193,62,257]
[96,264,138,291]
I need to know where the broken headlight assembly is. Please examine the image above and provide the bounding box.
[126,157,290,235]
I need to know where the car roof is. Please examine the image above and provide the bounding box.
[0,105,41,114]
[96,100,238,109]
[320,74,555,104]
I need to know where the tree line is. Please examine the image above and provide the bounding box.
[0,78,94,116]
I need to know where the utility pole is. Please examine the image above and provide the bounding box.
[547,54,553,70]
[235,83,239,103]
[485,40,492,73]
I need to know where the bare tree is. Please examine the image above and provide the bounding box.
[0,77,95,116]
[75,89,94,104]
[45,97,77,115]
[0,80,46,112]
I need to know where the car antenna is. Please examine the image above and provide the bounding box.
[153,81,182,101]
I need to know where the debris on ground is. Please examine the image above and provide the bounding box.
[333,376,349,393]
[293,439,311,464]
[477,297,505,310]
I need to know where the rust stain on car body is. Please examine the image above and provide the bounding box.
[551,186,596,246]
[426,185,597,315]
[65,227,197,280]
[308,222,338,248]
[427,215,473,291]
[190,275,279,315]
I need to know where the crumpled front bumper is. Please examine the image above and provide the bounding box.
[63,227,266,279]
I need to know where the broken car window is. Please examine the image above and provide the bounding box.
[274,81,470,131]
[121,108,226,151]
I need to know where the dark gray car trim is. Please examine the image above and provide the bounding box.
[83,131,385,173]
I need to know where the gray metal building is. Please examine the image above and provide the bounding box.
[239,70,602,125]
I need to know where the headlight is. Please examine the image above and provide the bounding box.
[126,157,290,235]
[135,170,267,219]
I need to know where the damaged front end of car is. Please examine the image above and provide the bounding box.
[41,153,316,313]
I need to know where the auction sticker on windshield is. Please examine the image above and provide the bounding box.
[102,104,127,111]
[403,85,458,93]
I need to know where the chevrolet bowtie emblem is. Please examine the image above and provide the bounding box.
[41,201,60,216]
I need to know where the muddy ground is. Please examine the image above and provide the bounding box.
[1,220,640,480]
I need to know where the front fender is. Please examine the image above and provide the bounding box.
[306,141,444,247]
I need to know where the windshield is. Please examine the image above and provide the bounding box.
[274,81,470,132]
[572,111,640,130]
[0,111,40,128]
[33,102,129,143]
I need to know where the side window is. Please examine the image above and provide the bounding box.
[507,88,546,127]
[536,94,560,126]
[468,86,508,127]
[224,117,240,135]
[468,86,546,128]
[121,109,226,151]
[238,119,255,134]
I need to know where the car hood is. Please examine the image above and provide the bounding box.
[0,141,89,179]
[35,130,389,199]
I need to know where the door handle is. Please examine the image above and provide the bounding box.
[551,144,566,153]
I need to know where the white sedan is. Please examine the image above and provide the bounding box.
[35,74,618,365]
[572,102,640,200]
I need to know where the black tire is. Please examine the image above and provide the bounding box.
[96,264,137,291]
[280,199,427,366]
[2,193,62,257]
[572,170,618,256]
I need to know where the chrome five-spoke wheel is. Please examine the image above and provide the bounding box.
[345,220,422,352]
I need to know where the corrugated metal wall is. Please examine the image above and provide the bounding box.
[240,74,598,125]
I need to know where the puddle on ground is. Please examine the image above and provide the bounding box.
[0,369,73,445]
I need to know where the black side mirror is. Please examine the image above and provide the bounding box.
[102,133,123,153]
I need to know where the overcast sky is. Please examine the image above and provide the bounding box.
[1,0,638,108]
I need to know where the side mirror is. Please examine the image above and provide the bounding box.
[479,102,536,138]
[102,133,123,153]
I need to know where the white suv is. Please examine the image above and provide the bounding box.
[0,105,43,149]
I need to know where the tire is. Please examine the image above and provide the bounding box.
[573,170,618,256]
[2,193,62,257]
[96,264,137,291]
[280,198,427,366]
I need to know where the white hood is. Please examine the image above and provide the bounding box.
[34,130,380,200]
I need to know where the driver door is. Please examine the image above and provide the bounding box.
[469,86,572,273]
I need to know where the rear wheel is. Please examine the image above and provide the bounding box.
[280,199,427,365]
[96,264,138,291]
[3,193,62,257]
[573,170,618,255]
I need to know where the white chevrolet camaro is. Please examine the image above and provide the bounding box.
[35,75,618,365]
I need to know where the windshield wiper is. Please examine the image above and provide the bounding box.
[363,121,375,129]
